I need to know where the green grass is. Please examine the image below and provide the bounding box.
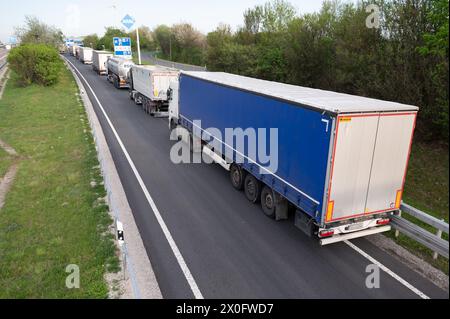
[387,140,449,274]
[403,141,448,222]
[0,67,119,298]
[0,146,13,178]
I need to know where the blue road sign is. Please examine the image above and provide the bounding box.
[121,14,135,30]
[9,36,17,44]
[113,37,132,59]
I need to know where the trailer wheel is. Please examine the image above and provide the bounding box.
[169,119,177,131]
[230,164,245,190]
[244,174,261,203]
[261,186,276,219]
[150,105,156,116]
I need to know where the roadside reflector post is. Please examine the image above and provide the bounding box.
[433,220,444,260]
[395,210,401,238]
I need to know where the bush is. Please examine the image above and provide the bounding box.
[7,44,63,86]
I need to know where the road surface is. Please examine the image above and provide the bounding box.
[65,54,448,299]
[0,49,8,68]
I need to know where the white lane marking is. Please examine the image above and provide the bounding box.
[344,240,430,299]
[66,57,204,299]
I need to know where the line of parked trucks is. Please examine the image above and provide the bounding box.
[67,44,418,246]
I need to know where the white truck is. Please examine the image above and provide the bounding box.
[129,65,179,116]
[106,57,135,89]
[75,46,82,60]
[92,51,113,75]
[79,47,93,64]
[70,45,77,56]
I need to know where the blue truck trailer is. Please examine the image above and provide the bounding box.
[168,72,418,245]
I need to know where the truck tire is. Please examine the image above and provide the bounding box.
[261,186,276,219]
[244,174,261,203]
[169,119,177,131]
[150,105,156,116]
[114,77,119,89]
[230,164,245,190]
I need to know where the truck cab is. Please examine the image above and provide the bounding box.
[168,80,179,129]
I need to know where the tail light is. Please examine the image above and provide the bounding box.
[395,190,403,209]
[319,229,335,238]
[377,218,390,226]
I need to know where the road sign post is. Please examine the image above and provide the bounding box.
[136,28,141,65]
[121,14,141,65]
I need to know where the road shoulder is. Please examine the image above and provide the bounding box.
[64,57,163,299]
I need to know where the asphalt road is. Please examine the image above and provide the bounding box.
[66,55,448,299]
[0,49,7,68]
[140,52,207,71]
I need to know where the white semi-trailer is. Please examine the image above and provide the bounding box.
[106,57,134,89]
[79,47,93,64]
[92,51,113,75]
[69,45,77,56]
[75,46,82,60]
[129,65,179,116]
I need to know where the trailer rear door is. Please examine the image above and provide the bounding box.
[365,113,416,213]
[326,115,379,222]
[325,112,416,223]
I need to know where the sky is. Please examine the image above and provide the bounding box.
[0,0,327,43]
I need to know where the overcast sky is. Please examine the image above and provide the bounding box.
[0,0,331,43]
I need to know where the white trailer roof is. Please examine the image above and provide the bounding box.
[133,65,178,72]
[182,71,418,114]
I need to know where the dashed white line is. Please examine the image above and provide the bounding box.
[65,57,204,299]
[345,240,430,299]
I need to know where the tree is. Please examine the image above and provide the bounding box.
[171,23,206,65]
[83,34,100,50]
[261,0,296,32]
[97,27,128,51]
[153,25,172,57]
[8,44,63,86]
[244,5,264,34]
[15,16,64,48]
[128,26,157,52]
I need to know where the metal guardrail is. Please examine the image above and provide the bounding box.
[391,202,449,259]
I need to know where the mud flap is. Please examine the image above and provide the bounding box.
[294,210,314,237]
[274,192,289,221]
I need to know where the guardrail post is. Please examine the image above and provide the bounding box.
[433,220,444,260]
[395,211,401,238]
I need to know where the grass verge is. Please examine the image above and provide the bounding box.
[387,140,449,274]
[0,66,119,298]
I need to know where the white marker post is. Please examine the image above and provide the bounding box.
[121,14,140,64]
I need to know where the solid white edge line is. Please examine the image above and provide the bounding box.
[65,57,204,299]
[344,240,430,299]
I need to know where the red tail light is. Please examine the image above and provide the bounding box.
[377,218,390,225]
[319,230,335,238]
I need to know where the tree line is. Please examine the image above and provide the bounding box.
[203,0,448,142]
[14,0,448,141]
